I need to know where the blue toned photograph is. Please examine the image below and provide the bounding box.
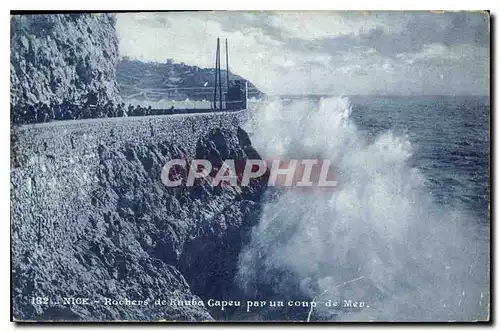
[10,11,490,322]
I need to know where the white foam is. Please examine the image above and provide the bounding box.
[238,96,489,321]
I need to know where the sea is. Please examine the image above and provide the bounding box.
[348,95,490,223]
[236,95,490,321]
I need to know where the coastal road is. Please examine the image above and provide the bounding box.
[18,109,247,131]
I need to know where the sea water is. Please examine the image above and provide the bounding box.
[237,95,489,321]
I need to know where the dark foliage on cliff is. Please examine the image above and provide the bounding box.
[116,58,263,101]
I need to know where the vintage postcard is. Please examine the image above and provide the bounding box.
[10,11,490,322]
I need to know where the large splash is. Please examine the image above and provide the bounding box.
[238,96,489,321]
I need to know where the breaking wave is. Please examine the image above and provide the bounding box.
[238,96,489,321]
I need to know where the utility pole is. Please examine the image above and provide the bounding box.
[213,38,219,110]
[218,38,222,110]
[226,39,230,89]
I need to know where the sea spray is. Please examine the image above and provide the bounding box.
[237,96,489,321]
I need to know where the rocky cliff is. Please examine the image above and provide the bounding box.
[10,12,266,321]
[11,114,265,321]
[10,13,121,110]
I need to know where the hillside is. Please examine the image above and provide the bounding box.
[116,58,262,102]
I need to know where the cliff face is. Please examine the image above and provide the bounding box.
[11,114,264,321]
[10,13,121,109]
[10,12,266,322]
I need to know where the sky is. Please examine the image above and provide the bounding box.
[116,11,489,96]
